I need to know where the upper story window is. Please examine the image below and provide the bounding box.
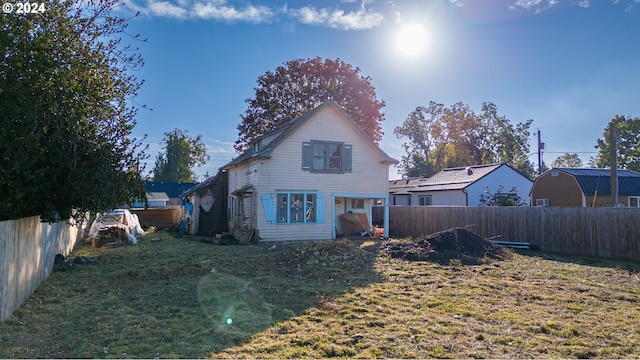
[302,141,352,173]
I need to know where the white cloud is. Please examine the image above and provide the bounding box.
[578,1,590,8]
[124,0,385,29]
[148,0,188,18]
[289,6,384,30]
[125,0,273,22]
[510,0,559,14]
[193,2,274,22]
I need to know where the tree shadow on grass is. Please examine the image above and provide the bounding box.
[194,239,386,353]
[0,236,385,359]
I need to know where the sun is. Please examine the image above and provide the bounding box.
[394,23,429,58]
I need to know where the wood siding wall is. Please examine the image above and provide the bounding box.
[0,216,82,322]
[389,206,640,262]
[531,171,584,207]
[227,105,392,242]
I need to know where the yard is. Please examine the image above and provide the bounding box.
[0,230,639,358]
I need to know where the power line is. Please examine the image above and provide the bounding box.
[543,151,598,154]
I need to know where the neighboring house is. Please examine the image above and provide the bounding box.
[388,178,426,205]
[144,192,170,207]
[221,100,398,242]
[132,181,196,208]
[130,181,196,229]
[144,181,196,206]
[393,163,533,206]
[531,168,640,207]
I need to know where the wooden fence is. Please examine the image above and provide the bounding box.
[388,206,640,262]
[131,207,181,230]
[0,216,83,322]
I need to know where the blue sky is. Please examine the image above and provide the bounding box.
[119,0,640,180]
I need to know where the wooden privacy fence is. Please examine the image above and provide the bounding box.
[131,207,181,230]
[388,206,640,262]
[0,216,83,322]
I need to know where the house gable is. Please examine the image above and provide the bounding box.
[464,165,533,206]
[224,100,396,169]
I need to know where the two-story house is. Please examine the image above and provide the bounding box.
[221,100,398,242]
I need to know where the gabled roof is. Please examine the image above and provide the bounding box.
[145,181,196,198]
[544,168,640,196]
[184,169,227,196]
[222,100,397,168]
[414,164,512,192]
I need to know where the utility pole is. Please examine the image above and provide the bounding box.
[537,129,544,175]
[610,122,618,207]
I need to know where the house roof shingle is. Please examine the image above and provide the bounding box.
[414,164,504,192]
[549,168,640,196]
[388,178,427,195]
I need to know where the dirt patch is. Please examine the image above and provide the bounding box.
[380,227,511,265]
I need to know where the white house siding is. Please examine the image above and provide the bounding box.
[411,190,467,206]
[392,194,411,206]
[465,166,533,206]
[227,105,391,242]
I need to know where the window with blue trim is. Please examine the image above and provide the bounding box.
[277,192,316,223]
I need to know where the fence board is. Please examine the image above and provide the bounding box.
[388,206,640,262]
[1,216,82,322]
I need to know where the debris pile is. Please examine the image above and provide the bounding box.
[53,254,99,272]
[270,240,379,276]
[380,227,511,265]
[92,224,130,247]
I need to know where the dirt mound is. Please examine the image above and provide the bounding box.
[381,227,511,265]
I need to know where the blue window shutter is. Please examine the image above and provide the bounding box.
[261,194,276,223]
[302,142,312,170]
[316,194,325,223]
[343,144,352,172]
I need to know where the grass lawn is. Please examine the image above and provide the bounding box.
[1,230,639,358]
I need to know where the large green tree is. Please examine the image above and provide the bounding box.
[551,153,584,168]
[394,101,534,178]
[0,0,147,222]
[235,57,385,152]
[479,103,534,177]
[152,129,209,182]
[594,115,640,172]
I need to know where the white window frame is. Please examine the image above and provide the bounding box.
[536,198,549,207]
[629,196,640,208]
[418,195,432,206]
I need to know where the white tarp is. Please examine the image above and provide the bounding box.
[89,209,145,241]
